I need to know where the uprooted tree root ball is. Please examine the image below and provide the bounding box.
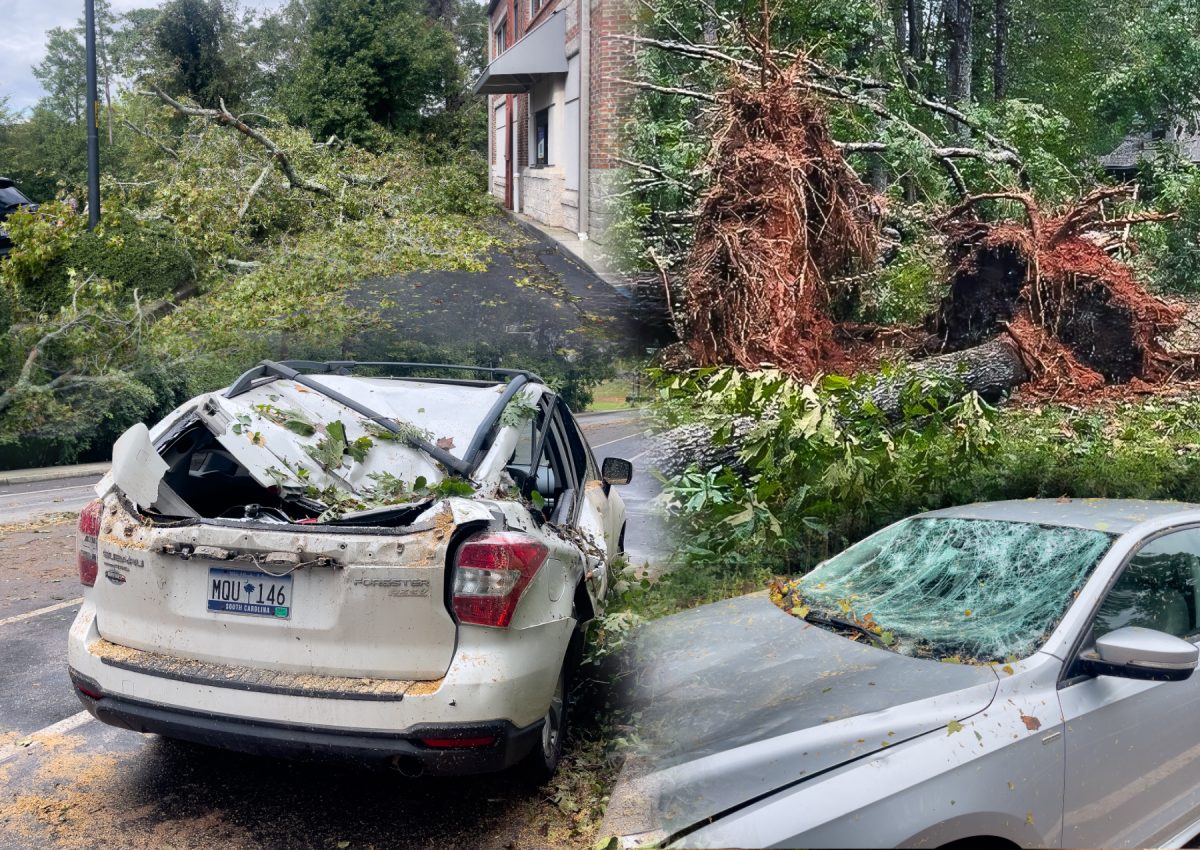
[929,189,1187,397]
[682,70,881,376]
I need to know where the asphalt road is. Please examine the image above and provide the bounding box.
[0,476,101,525]
[0,410,667,850]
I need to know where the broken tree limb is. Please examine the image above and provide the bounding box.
[120,119,179,160]
[238,164,273,220]
[647,338,1028,478]
[147,87,333,199]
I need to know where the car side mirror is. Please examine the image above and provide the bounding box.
[602,457,633,486]
[1078,626,1199,682]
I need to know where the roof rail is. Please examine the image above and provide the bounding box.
[224,359,544,477]
[227,360,542,396]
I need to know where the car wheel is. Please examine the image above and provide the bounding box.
[520,661,569,784]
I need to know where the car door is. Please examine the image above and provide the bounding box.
[556,401,616,609]
[1060,526,1200,848]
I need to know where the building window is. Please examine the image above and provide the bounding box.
[534,107,550,166]
[531,0,542,14]
[494,21,507,55]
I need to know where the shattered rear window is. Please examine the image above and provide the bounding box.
[784,517,1115,662]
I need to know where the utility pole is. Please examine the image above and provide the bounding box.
[84,0,100,230]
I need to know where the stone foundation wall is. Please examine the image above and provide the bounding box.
[520,168,568,229]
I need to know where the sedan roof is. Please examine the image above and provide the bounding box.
[921,498,1200,534]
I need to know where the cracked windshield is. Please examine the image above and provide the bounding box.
[774,517,1116,662]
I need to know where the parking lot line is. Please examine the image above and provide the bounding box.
[0,597,83,628]
[0,710,92,765]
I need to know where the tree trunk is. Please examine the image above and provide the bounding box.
[992,0,1010,100]
[647,337,1027,478]
[907,0,924,60]
[945,0,973,132]
[890,0,907,54]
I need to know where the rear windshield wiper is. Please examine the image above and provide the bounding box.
[803,611,893,651]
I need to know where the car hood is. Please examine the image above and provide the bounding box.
[625,594,999,836]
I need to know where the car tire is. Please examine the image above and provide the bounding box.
[519,660,569,785]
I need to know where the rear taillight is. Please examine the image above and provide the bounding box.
[77,499,103,587]
[452,531,549,628]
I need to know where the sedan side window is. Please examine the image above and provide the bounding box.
[1093,529,1200,640]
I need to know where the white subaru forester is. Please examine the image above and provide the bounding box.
[67,361,630,780]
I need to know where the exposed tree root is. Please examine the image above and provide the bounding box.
[681,69,881,376]
[929,188,1184,398]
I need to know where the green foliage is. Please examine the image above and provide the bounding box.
[1001,0,1130,154]
[63,216,194,301]
[655,367,998,576]
[283,0,462,145]
[964,400,1200,504]
[153,0,250,108]
[32,26,87,123]
[1,202,86,308]
[1096,0,1200,133]
[1131,158,1200,294]
[6,210,193,311]
[966,99,1086,203]
[859,234,944,324]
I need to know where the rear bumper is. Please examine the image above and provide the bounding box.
[69,667,543,775]
[68,599,574,775]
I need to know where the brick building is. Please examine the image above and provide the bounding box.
[473,0,631,242]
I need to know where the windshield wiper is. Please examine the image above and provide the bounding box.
[803,611,894,651]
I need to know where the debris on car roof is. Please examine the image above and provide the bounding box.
[98,360,545,526]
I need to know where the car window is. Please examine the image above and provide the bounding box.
[1094,529,1200,640]
[530,416,572,519]
[508,403,543,467]
[558,405,594,482]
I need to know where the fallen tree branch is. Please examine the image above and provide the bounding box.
[147,86,333,199]
[0,309,98,416]
[120,119,179,159]
[647,338,1028,477]
[238,164,273,220]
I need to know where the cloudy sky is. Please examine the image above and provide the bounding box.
[2,0,284,114]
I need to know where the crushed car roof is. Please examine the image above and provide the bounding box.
[921,498,1200,534]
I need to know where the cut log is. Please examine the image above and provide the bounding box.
[648,337,1027,478]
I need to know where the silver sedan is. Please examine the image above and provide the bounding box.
[622,499,1200,848]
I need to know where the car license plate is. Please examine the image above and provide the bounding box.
[207,568,292,619]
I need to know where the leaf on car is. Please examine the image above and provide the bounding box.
[1025,812,1035,826]
[346,436,373,464]
[284,419,316,436]
[790,604,809,619]
[946,720,964,735]
[1002,664,1015,676]
[1020,714,1041,731]
[327,420,348,446]
[436,436,455,450]
[531,490,546,509]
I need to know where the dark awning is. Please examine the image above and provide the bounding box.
[472,10,567,95]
